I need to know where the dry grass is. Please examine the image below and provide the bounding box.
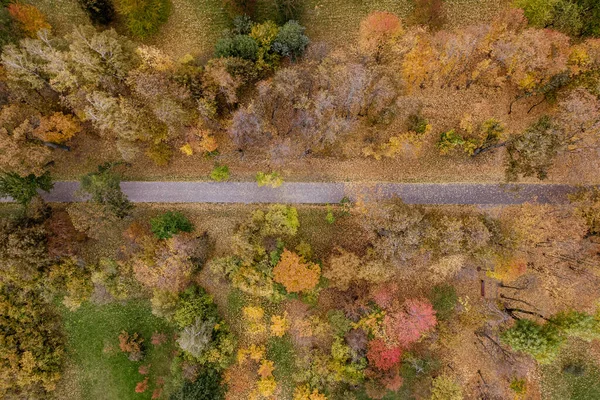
[147,0,230,60]
[26,0,90,36]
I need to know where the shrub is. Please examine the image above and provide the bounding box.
[407,112,429,134]
[169,368,225,400]
[411,0,446,30]
[430,375,463,400]
[222,0,257,19]
[118,331,144,361]
[274,0,302,23]
[150,212,193,239]
[7,4,51,37]
[215,35,259,61]
[114,0,170,38]
[146,142,172,166]
[210,165,230,181]
[77,0,115,25]
[0,171,53,206]
[256,171,283,188]
[272,20,309,60]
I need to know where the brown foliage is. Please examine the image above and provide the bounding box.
[7,4,51,37]
[32,112,81,144]
[44,210,86,258]
[273,249,321,293]
[119,331,144,361]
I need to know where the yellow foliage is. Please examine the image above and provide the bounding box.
[33,112,81,144]
[179,143,193,156]
[257,376,277,397]
[258,360,275,378]
[243,306,265,321]
[353,311,386,338]
[487,255,527,283]
[136,45,175,71]
[248,344,266,362]
[293,384,328,400]
[273,250,321,293]
[270,313,290,337]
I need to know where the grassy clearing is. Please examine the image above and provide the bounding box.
[59,300,176,400]
[26,0,89,35]
[147,0,230,60]
[267,336,298,397]
[541,340,600,400]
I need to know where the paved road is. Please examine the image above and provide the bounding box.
[0,181,581,205]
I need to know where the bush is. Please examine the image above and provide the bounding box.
[77,0,115,25]
[411,0,446,30]
[113,0,170,38]
[256,171,283,188]
[222,0,256,19]
[169,368,225,400]
[150,211,193,239]
[215,35,259,61]
[272,21,309,60]
[407,112,429,134]
[430,375,463,400]
[210,165,230,181]
[274,0,302,23]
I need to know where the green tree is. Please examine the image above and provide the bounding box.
[150,211,194,239]
[0,171,53,206]
[215,35,259,61]
[501,319,563,363]
[79,163,133,218]
[272,20,309,60]
[505,116,561,181]
[113,0,170,38]
[169,368,225,400]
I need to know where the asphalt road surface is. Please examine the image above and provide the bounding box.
[0,182,581,205]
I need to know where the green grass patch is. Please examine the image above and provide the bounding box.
[60,300,176,400]
[541,340,600,400]
[267,335,298,396]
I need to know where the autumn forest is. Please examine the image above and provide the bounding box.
[1,0,600,399]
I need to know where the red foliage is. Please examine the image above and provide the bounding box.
[370,282,399,309]
[151,387,163,399]
[384,298,437,347]
[138,364,151,375]
[359,11,402,58]
[367,339,403,371]
[151,332,168,346]
[135,377,149,393]
[381,369,404,391]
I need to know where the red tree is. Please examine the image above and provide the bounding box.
[359,11,403,59]
[384,298,437,347]
[367,339,403,371]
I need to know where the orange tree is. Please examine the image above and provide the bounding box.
[272,249,320,293]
